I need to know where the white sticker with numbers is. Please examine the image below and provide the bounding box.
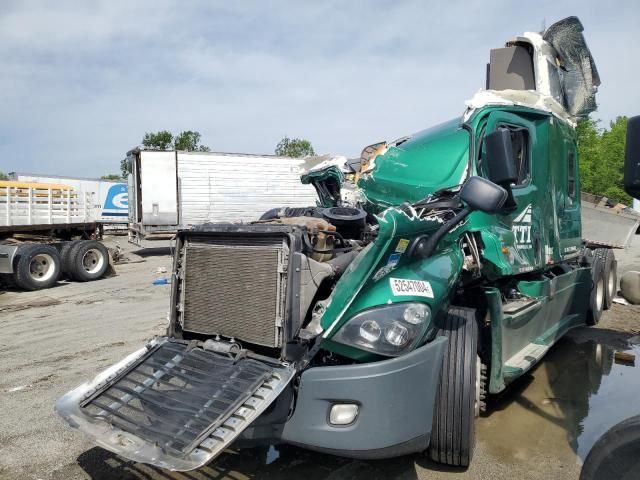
[389,278,434,298]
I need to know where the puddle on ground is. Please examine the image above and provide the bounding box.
[479,334,640,464]
[75,330,640,479]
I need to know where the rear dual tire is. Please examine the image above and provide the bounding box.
[587,254,606,326]
[14,244,62,291]
[594,248,616,310]
[64,240,109,282]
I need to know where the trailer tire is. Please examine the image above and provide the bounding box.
[594,249,616,310]
[14,244,61,291]
[68,240,109,282]
[587,255,605,326]
[60,240,84,277]
[427,307,478,467]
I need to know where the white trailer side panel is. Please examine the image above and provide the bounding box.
[11,173,128,224]
[139,152,178,225]
[1,184,94,227]
[176,152,318,226]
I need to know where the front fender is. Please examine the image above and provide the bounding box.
[318,208,464,361]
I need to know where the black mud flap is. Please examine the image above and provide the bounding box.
[55,338,295,471]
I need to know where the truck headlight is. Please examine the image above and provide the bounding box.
[332,303,431,356]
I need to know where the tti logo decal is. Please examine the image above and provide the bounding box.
[512,204,532,248]
[102,184,128,217]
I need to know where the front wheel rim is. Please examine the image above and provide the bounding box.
[607,270,615,300]
[29,253,56,282]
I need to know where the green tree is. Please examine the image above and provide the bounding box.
[0,171,8,180]
[120,158,131,178]
[121,129,212,176]
[275,136,315,157]
[577,116,631,205]
[576,118,601,196]
[598,117,630,204]
[101,174,122,181]
[142,130,174,150]
[174,130,210,152]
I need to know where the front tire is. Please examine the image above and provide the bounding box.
[428,307,479,467]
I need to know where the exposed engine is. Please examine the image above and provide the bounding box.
[168,201,374,362]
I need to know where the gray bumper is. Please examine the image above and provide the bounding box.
[258,337,446,458]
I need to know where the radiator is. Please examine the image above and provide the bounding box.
[179,233,289,347]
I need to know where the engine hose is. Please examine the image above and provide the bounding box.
[327,249,360,277]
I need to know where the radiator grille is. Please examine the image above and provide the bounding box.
[80,340,272,455]
[180,234,288,347]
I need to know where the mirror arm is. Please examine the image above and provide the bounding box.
[414,207,472,259]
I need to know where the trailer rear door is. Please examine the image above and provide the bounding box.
[139,151,178,225]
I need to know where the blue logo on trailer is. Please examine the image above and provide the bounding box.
[102,184,128,217]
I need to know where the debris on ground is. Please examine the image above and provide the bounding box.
[108,245,145,265]
[614,351,636,365]
[613,296,630,305]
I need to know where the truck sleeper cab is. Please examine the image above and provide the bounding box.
[56,16,639,470]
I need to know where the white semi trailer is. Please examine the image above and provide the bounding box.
[8,172,128,228]
[0,181,111,290]
[126,149,320,246]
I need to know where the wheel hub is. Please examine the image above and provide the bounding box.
[29,254,56,282]
[82,249,104,274]
[596,278,604,312]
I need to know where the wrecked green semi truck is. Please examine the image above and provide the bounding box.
[56,17,640,470]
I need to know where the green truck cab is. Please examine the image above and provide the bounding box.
[56,17,640,471]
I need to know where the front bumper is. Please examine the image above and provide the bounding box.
[55,338,296,471]
[245,336,448,458]
[56,336,446,471]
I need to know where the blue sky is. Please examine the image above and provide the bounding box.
[1,0,638,178]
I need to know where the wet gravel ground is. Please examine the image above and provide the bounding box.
[0,235,639,480]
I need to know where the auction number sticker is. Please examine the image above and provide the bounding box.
[389,278,434,298]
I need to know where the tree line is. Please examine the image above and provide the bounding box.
[0,119,629,206]
[122,121,631,206]
[115,131,315,178]
[577,116,631,205]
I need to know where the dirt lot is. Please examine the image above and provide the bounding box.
[1,236,639,480]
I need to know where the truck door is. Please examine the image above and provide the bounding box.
[556,127,582,259]
[139,151,179,225]
[481,111,545,272]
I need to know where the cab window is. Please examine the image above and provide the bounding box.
[496,124,530,186]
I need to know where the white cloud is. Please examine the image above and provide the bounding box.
[0,0,638,177]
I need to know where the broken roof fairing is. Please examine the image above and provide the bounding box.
[543,16,600,118]
[464,16,599,126]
